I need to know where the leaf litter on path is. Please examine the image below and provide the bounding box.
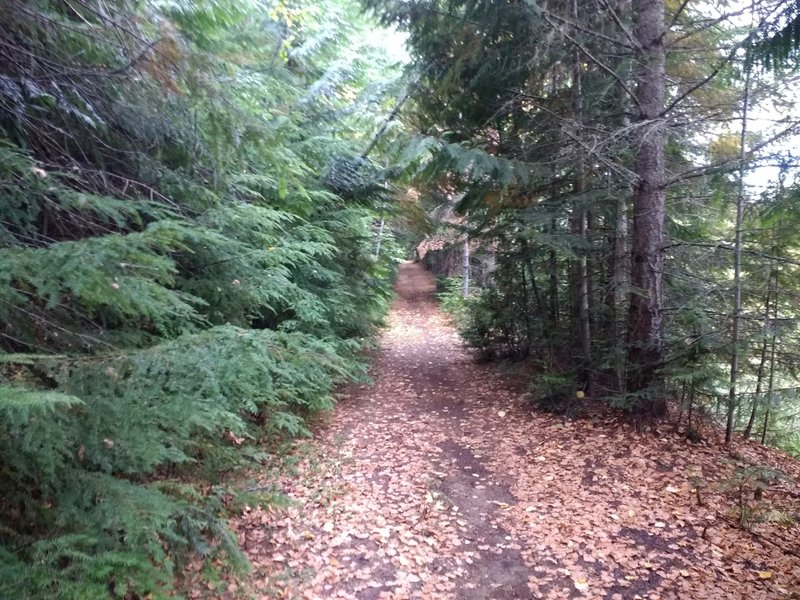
[222,262,799,599]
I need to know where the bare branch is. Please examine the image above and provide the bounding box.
[541,12,642,113]
[667,6,754,47]
[665,0,694,33]
[666,119,800,185]
[543,8,635,50]
[663,240,800,269]
[598,0,639,50]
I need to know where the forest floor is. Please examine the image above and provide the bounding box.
[220,262,800,600]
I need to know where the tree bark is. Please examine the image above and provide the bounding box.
[548,218,559,330]
[727,19,753,444]
[626,0,667,415]
[745,265,773,439]
[613,192,629,392]
[462,236,470,297]
[761,281,779,445]
[611,0,632,394]
[572,0,591,379]
[374,216,385,258]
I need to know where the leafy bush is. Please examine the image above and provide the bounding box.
[436,277,469,322]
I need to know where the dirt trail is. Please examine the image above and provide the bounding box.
[229,262,800,600]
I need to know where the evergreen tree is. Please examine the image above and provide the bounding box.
[0,0,407,596]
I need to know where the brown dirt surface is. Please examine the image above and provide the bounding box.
[218,262,800,599]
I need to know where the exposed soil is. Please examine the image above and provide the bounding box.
[220,262,800,599]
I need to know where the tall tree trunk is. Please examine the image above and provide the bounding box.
[613,192,629,392]
[519,248,541,357]
[726,35,752,444]
[548,217,559,329]
[578,207,591,374]
[547,71,560,338]
[761,281,779,445]
[572,0,591,379]
[374,216,385,258]
[462,236,470,297]
[745,264,774,439]
[611,0,632,394]
[626,0,667,415]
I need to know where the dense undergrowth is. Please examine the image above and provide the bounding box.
[0,0,406,596]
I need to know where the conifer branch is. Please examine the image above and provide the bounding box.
[541,12,642,114]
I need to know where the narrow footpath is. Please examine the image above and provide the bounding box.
[228,262,799,600]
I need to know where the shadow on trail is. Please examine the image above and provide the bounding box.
[382,262,537,599]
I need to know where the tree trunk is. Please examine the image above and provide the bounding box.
[519,249,540,357]
[626,0,667,415]
[547,70,560,338]
[761,282,779,445]
[612,177,629,393]
[462,237,470,297]
[374,216,385,259]
[548,217,559,330]
[572,0,591,379]
[578,207,591,373]
[745,265,773,439]
[726,27,753,444]
[611,0,631,394]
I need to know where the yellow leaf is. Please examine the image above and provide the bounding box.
[322,521,334,533]
[759,571,773,579]
[574,578,589,592]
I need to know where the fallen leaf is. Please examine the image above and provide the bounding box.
[574,578,589,592]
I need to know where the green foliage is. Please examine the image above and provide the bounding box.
[457,286,524,359]
[398,136,542,191]
[436,277,469,323]
[752,2,800,71]
[0,0,405,596]
[530,372,582,417]
[720,463,791,528]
